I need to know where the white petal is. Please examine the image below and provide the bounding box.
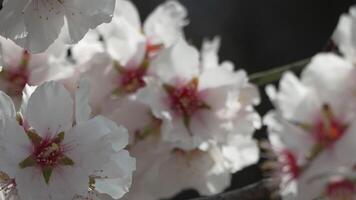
[264,111,314,160]
[48,166,89,199]
[102,97,152,141]
[0,0,28,51]
[0,91,16,119]
[144,0,188,46]
[64,116,115,172]
[136,78,170,119]
[201,36,221,70]
[95,150,136,199]
[75,78,92,124]
[63,0,115,44]
[149,38,200,83]
[23,3,65,53]
[25,81,73,137]
[94,116,129,152]
[103,18,146,64]
[301,53,354,100]
[199,68,247,90]
[332,6,356,63]
[114,0,141,30]
[19,84,37,116]
[222,135,259,172]
[15,167,50,200]
[144,145,231,198]
[82,53,117,111]
[0,117,31,176]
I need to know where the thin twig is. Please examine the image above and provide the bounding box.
[249,58,311,86]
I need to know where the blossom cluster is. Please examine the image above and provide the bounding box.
[263,5,356,200]
[0,0,261,200]
[3,0,355,199]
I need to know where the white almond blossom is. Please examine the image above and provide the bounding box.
[0,0,116,53]
[123,131,258,200]
[68,0,188,72]
[0,80,135,200]
[332,5,356,64]
[97,0,188,64]
[0,36,87,108]
[0,37,48,105]
[264,53,356,199]
[117,37,260,199]
[137,38,260,150]
[296,168,356,200]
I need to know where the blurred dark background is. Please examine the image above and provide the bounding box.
[132,0,356,199]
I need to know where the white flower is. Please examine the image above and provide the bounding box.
[0,36,85,108]
[264,53,356,199]
[122,37,260,199]
[70,52,156,143]
[73,0,187,68]
[332,5,356,64]
[0,80,135,200]
[0,37,48,105]
[122,135,168,200]
[296,168,356,200]
[101,0,188,63]
[132,137,257,199]
[0,0,116,53]
[137,38,260,150]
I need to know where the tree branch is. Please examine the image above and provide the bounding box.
[249,58,310,86]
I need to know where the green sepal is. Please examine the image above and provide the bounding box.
[291,121,313,132]
[113,60,125,73]
[19,155,36,169]
[199,102,211,110]
[112,87,125,97]
[26,130,42,146]
[53,132,65,144]
[42,166,53,185]
[58,156,75,166]
[183,115,193,136]
[140,59,150,70]
[163,84,175,94]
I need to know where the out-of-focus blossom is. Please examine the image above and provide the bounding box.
[333,5,356,64]
[72,0,188,72]
[0,81,135,200]
[137,38,260,150]
[264,53,356,199]
[59,0,189,144]
[0,0,116,53]
[0,37,50,106]
[98,0,188,64]
[120,37,260,199]
[123,132,258,200]
[297,168,356,200]
[0,36,87,107]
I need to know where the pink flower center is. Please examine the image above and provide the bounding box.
[166,80,206,117]
[0,51,30,96]
[326,179,355,200]
[33,138,64,168]
[4,69,29,95]
[281,150,299,179]
[146,42,163,58]
[119,68,146,94]
[19,131,74,184]
[312,104,347,147]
